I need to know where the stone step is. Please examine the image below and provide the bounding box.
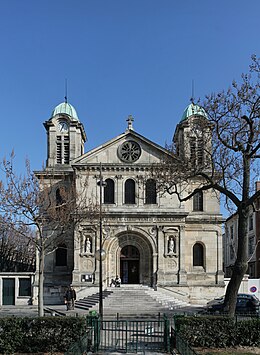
[75,285,190,316]
[75,285,191,317]
[75,290,113,310]
[145,288,190,308]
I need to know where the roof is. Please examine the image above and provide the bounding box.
[181,102,207,122]
[72,129,174,166]
[51,102,79,120]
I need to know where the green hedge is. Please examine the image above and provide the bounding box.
[0,316,88,353]
[174,316,260,348]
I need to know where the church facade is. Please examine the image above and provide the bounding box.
[36,101,224,305]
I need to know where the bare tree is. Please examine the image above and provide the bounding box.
[153,56,260,316]
[0,221,35,272]
[0,153,98,316]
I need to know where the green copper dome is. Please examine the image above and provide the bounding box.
[181,102,207,122]
[51,102,79,120]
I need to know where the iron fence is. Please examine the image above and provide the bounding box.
[170,327,198,355]
[90,316,171,353]
[65,329,92,355]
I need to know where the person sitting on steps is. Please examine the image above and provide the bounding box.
[115,275,121,287]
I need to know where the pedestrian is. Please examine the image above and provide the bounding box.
[64,285,76,310]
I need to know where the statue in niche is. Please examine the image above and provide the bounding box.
[85,237,92,253]
[168,237,175,254]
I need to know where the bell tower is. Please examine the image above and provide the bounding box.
[173,102,211,167]
[44,101,87,168]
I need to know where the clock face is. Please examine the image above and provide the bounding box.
[118,140,141,162]
[58,121,68,133]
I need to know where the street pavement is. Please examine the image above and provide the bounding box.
[0,305,39,317]
[0,303,204,318]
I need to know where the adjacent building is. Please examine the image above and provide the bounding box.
[224,182,260,278]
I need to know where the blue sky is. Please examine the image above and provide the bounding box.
[0,0,259,185]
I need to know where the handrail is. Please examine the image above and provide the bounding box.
[158,286,189,297]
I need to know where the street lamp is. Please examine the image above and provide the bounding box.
[96,163,106,319]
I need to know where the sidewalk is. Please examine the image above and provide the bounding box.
[0,304,84,317]
[0,303,203,318]
[0,305,39,317]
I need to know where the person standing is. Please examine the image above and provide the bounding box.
[64,285,76,310]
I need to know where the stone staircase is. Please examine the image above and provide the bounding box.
[145,287,189,309]
[75,289,113,310]
[75,285,190,317]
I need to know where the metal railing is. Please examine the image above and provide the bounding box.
[93,317,170,353]
[171,327,198,355]
[65,329,92,354]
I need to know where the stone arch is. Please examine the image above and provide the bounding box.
[105,231,154,286]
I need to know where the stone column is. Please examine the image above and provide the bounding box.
[178,225,187,284]
[116,175,123,206]
[149,225,159,289]
[72,228,81,284]
[157,226,165,285]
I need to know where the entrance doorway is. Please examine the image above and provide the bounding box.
[3,278,15,305]
[120,245,140,284]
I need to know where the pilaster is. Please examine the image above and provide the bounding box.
[178,225,187,284]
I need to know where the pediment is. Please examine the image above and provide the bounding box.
[72,130,172,166]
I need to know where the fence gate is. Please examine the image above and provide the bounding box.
[92,316,170,353]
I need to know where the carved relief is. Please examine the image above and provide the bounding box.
[167,259,177,270]
[148,226,157,237]
[103,226,111,240]
[82,259,94,271]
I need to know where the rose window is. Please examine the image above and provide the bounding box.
[118,141,141,162]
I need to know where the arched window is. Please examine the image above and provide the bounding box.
[193,191,203,211]
[125,179,135,204]
[56,244,67,266]
[56,188,63,206]
[193,243,204,267]
[145,179,156,204]
[104,179,115,204]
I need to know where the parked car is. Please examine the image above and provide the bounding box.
[206,293,260,314]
